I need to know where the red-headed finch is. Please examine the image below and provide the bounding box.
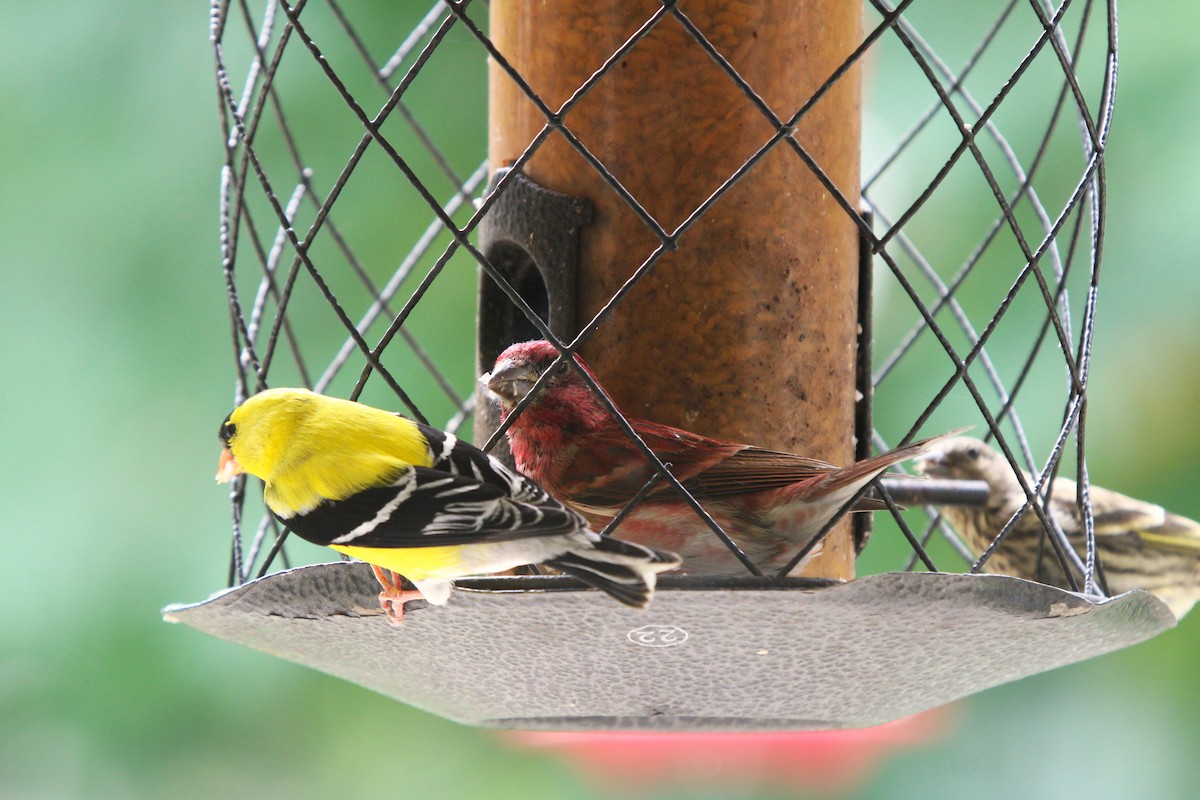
[483,340,950,576]
[915,436,1200,619]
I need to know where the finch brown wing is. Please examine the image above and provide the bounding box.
[680,447,839,496]
[1048,481,1165,537]
[563,415,839,508]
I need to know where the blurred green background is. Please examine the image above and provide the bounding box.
[3,3,1199,799]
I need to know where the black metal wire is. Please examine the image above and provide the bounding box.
[214,0,1115,589]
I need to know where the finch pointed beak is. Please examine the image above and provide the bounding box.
[216,446,243,483]
[483,363,538,406]
[911,451,944,477]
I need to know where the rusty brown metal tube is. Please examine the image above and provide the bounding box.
[489,1,863,579]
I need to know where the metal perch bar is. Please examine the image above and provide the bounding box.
[878,478,990,507]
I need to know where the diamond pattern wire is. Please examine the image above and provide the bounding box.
[213,0,1116,595]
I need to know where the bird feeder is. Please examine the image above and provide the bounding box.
[167,0,1177,731]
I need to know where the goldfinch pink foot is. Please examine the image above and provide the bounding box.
[369,565,424,625]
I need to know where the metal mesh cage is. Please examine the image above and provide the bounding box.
[213,0,1117,593]
[169,0,1179,731]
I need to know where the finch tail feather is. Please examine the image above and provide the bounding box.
[547,537,682,609]
[812,430,967,495]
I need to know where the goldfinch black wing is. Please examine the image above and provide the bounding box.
[415,423,535,492]
[283,465,586,549]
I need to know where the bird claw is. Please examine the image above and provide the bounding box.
[370,565,423,626]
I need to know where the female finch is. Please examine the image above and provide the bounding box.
[215,388,681,622]
[915,436,1200,619]
[483,340,951,576]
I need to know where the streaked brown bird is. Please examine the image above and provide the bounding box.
[915,436,1200,619]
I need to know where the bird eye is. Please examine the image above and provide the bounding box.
[556,361,569,374]
[966,447,980,460]
[219,417,237,444]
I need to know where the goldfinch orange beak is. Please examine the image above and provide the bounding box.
[216,447,243,483]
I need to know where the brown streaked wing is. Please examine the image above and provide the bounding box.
[1047,480,1165,536]
[682,446,837,496]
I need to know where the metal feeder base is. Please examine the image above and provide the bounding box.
[163,563,1174,731]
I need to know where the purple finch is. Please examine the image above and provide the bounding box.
[484,340,949,576]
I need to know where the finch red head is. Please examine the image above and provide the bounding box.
[484,340,950,576]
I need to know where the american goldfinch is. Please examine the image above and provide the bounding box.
[216,388,681,621]
[483,340,951,576]
[915,436,1200,619]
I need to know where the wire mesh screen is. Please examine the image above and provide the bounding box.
[214,1,1116,597]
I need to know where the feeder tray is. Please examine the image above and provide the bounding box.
[163,563,1174,731]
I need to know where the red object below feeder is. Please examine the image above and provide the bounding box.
[507,707,954,794]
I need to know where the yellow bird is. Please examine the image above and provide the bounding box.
[216,388,680,622]
[916,436,1200,619]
